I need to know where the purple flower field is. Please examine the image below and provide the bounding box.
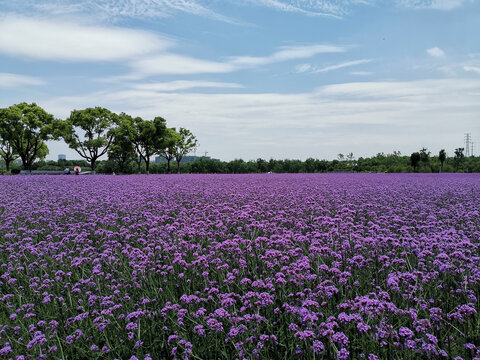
[0,174,479,360]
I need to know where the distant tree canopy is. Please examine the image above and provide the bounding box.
[17,148,480,175]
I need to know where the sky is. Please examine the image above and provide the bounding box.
[0,0,479,162]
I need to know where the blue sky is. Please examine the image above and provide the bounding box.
[1,0,479,161]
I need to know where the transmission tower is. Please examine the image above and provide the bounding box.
[465,133,471,156]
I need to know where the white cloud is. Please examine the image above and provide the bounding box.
[230,44,346,67]
[397,0,470,10]
[40,78,480,160]
[244,0,341,17]
[126,44,347,77]
[464,66,480,74]
[295,59,372,73]
[350,71,373,76]
[243,0,374,17]
[295,64,313,73]
[0,73,45,88]
[427,47,445,57]
[1,0,377,22]
[314,59,372,73]
[0,15,170,62]
[0,14,347,75]
[132,81,243,91]
[130,55,236,76]
[0,0,238,24]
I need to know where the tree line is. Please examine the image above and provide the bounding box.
[0,103,198,174]
[6,149,478,174]
[1,102,479,175]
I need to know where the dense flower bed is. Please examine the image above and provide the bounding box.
[0,174,479,359]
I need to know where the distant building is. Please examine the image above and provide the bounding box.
[58,154,66,160]
[155,156,162,164]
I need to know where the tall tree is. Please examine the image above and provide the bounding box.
[108,113,136,174]
[454,148,464,171]
[410,152,421,172]
[0,103,56,172]
[419,147,430,164]
[438,149,446,172]
[131,116,168,174]
[61,107,118,174]
[158,128,181,174]
[172,128,198,174]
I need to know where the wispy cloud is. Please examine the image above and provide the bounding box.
[230,44,347,67]
[350,71,373,76]
[242,0,373,18]
[0,0,239,24]
[0,16,170,62]
[0,15,347,77]
[127,44,347,77]
[243,0,341,18]
[130,55,236,76]
[396,0,471,10]
[296,59,372,74]
[464,66,480,74]
[0,73,45,88]
[427,47,445,57]
[132,81,243,92]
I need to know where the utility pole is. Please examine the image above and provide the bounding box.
[465,133,471,156]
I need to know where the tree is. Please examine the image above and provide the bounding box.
[61,107,118,174]
[454,148,464,171]
[172,128,198,174]
[419,147,430,164]
[108,114,136,174]
[131,116,168,174]
[305,157,317,173]
[346,152,355,167]
[0,137,18,172]
[439,149,446,172]
[158,128,181,174]
[0,103,56,172]
[410,152,421,172]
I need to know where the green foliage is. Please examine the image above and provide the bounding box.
[108,114,137,174]
[454,148,464,171]
[419,147,430,164]
[158,128,181,173]
[410,152,421,172]
[61,107,118,173]
[439,149,446,171]
[172,128,198,173]
[0,103,56,171]
[130,116,168,174]
[0,139,18,172]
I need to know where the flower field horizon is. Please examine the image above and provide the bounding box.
[0,173,479,359]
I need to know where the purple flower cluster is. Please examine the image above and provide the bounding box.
[0,173,479,359]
